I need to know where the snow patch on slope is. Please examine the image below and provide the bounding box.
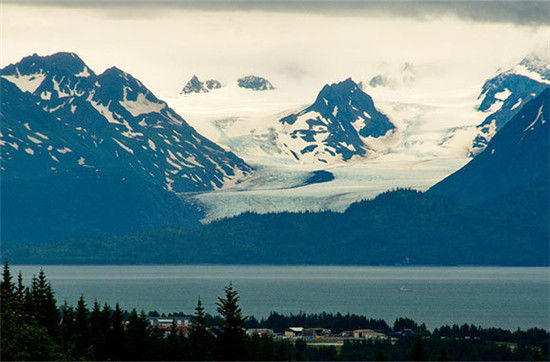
[119,93,166,117]
[2,72,46,93]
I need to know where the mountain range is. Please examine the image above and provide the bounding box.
[180,75,275,94]
[1,52,252,242]
[1,51,548,265]
[4,87,548,265]
[1,52,252,192]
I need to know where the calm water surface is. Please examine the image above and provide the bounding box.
[13,265,550,330]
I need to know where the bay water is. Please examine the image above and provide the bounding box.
[13,265,549,330]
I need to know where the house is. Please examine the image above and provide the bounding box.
[246,328,274,337]
[303,328,331,338]
[284,327,304,337]
[148,317,190,328]
[352,329,388,340]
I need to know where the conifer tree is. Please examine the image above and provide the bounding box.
[165,319,186,360]
[215,283,247,360]
[90,300,108,360]
[60,301,77,352]
[100,303,112,340]
[28,268,60,338]
[23,281,34,315]
[15,272,25,303]
[148,323,167,360]
[190,297,213,360]
[109,303,125,360]
[125,309,149,360]
[75,295,91,356]
[1,261,14,304]
[1,266,68,360]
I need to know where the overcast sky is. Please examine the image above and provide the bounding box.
[2,1,549,97]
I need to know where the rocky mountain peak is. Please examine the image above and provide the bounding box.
[469,54,550,155]
[237,75,274,91]
[277,78,395,163]
[181,75,222,94]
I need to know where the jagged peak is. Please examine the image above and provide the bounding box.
[319,77,359,94]
[313,77,369,109]
[237,75,274,90]
[1,51,92,77]
[181,74,208,94]
[21,51,84,65]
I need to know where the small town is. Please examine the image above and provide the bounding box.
[148,315,416,347]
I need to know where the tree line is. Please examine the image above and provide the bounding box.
[1,263,548,361]
[5,189,547,266]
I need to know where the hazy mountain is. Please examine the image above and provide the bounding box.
[181,75,223,94]
[367,62,416,89]
[237,75,275,90]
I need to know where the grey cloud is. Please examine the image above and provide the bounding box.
[9,0,550,26]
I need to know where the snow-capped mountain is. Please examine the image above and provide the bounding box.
[181,75,222,94]
[1,77,202,243]
[277,78,396,163]
[0,52,252,192]
[237,75,275,91]
[470,54,549,155]
[431,87,549,205]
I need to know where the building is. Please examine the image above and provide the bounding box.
[246,328,274,337]
[352,329,388,340]
[148,317,190,328]
[284,327,304,337]
[303,328,331,338]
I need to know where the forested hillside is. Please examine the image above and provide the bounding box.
[5,188,547,265]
